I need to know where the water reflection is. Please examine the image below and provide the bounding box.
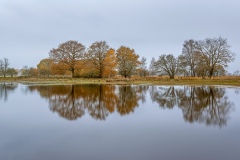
[0,82,18,102]
[235,88,240,94]
[150,86,180,109]
[150,86,234,127]
[1,83,236,127]
[27,85,149,120]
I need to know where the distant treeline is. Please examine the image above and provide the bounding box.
[1,37,239,79]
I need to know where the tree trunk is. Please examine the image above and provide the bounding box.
[170,75,174,79]
[71,69,74,78]
[99,67,103,78]
[209,68,214,79]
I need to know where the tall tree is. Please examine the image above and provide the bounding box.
[116,46,140,78]
[49,40,85,78]
[103,48,117,77]
[149,57,157,76]
[139,57,148,77]
[155,54,179,79]
[197,37,235,78]
[181,39,199,76]
[0,58,10,78]
[85,41,110,78]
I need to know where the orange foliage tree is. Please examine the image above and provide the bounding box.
[49,40,86,78]
[116,46,140,78]
[37,58,53,77]
[85,41,112,78]
[103,48,117,77]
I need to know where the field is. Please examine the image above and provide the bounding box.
[1,76,240,86]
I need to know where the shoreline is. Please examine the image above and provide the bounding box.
[1,77,240,86]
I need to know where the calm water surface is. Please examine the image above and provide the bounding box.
[0,83,239,160]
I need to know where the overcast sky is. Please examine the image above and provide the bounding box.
[0,0,239,73]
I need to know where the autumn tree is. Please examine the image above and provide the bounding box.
[49,40,86,78]
[37,58,53,77]
[85,41,111,78]
[21,66,38,77]
[103,49,117,77]
[0,58,10,78]
[197,37,235,78]
[116,46,140,78]
[51,62,68,76]
[155,54,180,79]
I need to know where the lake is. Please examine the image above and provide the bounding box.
[0,83,239,160]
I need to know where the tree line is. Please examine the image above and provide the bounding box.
[151,37,236,79]
[1,37,238,79]
[0,58,18,77]
[43,40,141,78]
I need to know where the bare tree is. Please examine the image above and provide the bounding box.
[197,37,235,78]
[233,70,240,76]
[149,57,157,76]
[139,57,148,77]
[155,54,180,79]
[0,58,10,78]
[181,39,199,76]
[49,40,86,78]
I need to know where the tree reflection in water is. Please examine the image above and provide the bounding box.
[27,85,149,121]
[0,83,18,102]
[150,86,234,127]
[150,86,180,109]
[27,84,234,126]
[116,85,148,115]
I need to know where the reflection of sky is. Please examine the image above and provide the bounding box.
[0,85,239,160]
[225,88,239,126]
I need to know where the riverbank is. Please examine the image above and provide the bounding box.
[1,76,240,86]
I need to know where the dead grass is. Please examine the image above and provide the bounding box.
[0,76,240,86]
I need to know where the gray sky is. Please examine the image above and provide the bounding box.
[0,0,239,73]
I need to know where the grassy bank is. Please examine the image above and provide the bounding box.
[0,76,240,86]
